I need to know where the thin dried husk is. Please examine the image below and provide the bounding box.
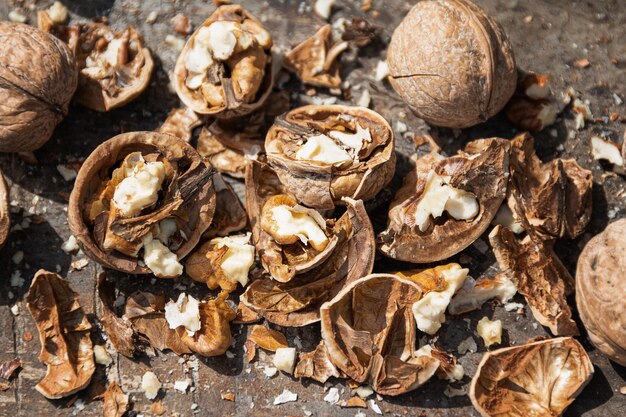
[25,270,95,399]
[40,15,153,112]
[247,325,288,351]
[576,219,626,366]
[103,381,129,417]
[265,105,396,209]
[173,5,274,117]
[490,225,578,336]
[320,274,441,396]
[0,171,10,248]
[234,302,262,324]
[0,21,78,152]
[387,0,516,128]
[470,337,593,417]
[202,172,247,239]
[294,341,345,383]
[507,133,592,240]
[68,131,216,274]
[379,138,509,263]
[157,107,205,143]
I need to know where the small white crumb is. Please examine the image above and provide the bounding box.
[71,258,89,270]
[10,304,20,316]
[374,60,389,81]
[264,366,278,378]
[47,1,69,24]
[12,251,24,264]
[324,387,340,403]
[142,371,161,400]
[174,379,191,393]
[10,271,24,287]
[394,120,407,134]
[146,11,158,24]
[504,302,524,313]
[225,350,235,359]
[355,385,374,399]
[73,399,86,410]
[273,347,297,374]
[444,385,467,398]
[357,89,371,108]
[369,399,383,414]
[314,0,335,20]
[165,34,186,52]
[94,345,112,366]
[191,403,198,410]
[273,388,298,405]
[613,93,623,106]
[8,10,27,23]
[303,409,312,417]
[56,165,77,181]
[62,235,80,253]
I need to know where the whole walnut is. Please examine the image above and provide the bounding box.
[387,0,516,128]
[0,22,78,152]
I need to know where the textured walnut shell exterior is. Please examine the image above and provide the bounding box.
[265,105,396,210]
[68,131,216,274]
[173,5,274,118]
[0,22,77,152]
[387,0,516,128]
[379,138,509,263]
[576,219,626,366]
[0,171,10,248]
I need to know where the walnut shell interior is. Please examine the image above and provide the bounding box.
[0,171,10,249]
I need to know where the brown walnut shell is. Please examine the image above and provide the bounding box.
[0,22,77,152]
[576,219,626,366]
[379,138,509,263]
[265,105,395,210]
[0,171,9,248]
[470,337,593,417]
[387,0,516,128]
[173,5,274,118]
[68,131,216,274]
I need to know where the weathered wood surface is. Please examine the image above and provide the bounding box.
[0,0,625,416]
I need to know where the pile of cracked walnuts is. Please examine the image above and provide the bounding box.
[0,1,625,416]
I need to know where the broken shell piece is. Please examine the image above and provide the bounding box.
[0,172,9,248]
[173,5,274,117]
[164,293,202,336]
[470,337,593,417]
[265,104,395,209]
[576,219,626,366]
[415,345,464,381]
[379,138,509,263]
[590,136,624,173]
[507,133,592,240]
[157,107,205,143]
[248,325,288,351]
[40,16,153,111]
[294,341,344,383]
[273,347,297,374]
[476,317,502,347]
[448,274,517,315]
[505,71,560,132]
[68,131,216,275]
[320,274,441,395]
[103,381,129,417]
[202,173,247,239]
[490,225,578,336]
[25,270,95,399]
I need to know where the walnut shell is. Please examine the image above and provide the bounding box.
[173,5,274,118]
[387,0,516,128]
[68,131,216,274]
[0,22,77,152]
[576,219,626,366]
[265,105,396,210]
[379,138,509,263]
[0,171,9,248]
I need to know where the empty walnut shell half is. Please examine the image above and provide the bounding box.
[387,0,516,128]
[0,22,77,152]
[470,337,593,417]
[379,138,509,263]
[576,219,626,366]
[173,5,274,117]
[68,131,216,275]
[320,274,441,395]
[0,171,9,248]
[265,105,395,210]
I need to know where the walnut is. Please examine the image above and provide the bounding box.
[0,172,9,249]
[505,71,560,132]
[576,219,626,366]
[265,105,395,210]
[0,22,77,152]
[39,14,153,112]
[173,5,274,118]
[379,138,509,263]
[68,131,216,276]
[387,0,516,128]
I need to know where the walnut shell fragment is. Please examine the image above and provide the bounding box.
[40,14,153,112]
[490,225,578,336]
[68,131,216,276]
[25,270,95,399]
[507,133,592,240]
[294,341,345,383]
[505,71,560,133]
[265,105,395,209]
[103,381,129,417]
[379,138,509,263]
[173,5,274,117]
[157,107,205,143]
[0,171,10,248]
[202,173,247,239]
[387,0,516,128]
[0,22,77,152]
[470,337,593,417]
[320,274,441,395]
[576,219,626,366]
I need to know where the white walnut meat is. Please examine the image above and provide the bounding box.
[490,225,578,336]
[0,21,77,152]
[505,71,560,133]
[173,5,274,118]
[39,15,153,112]
[265,105,395,210]
[68,131,216,276]
[507,133,592,240]
[379,138,509,263]
[387,0,516,128]
[470,337,593,417]
[576,219,626,366]
[319,274,442,396]
[25,270,95,399]
[0,171,9,248]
